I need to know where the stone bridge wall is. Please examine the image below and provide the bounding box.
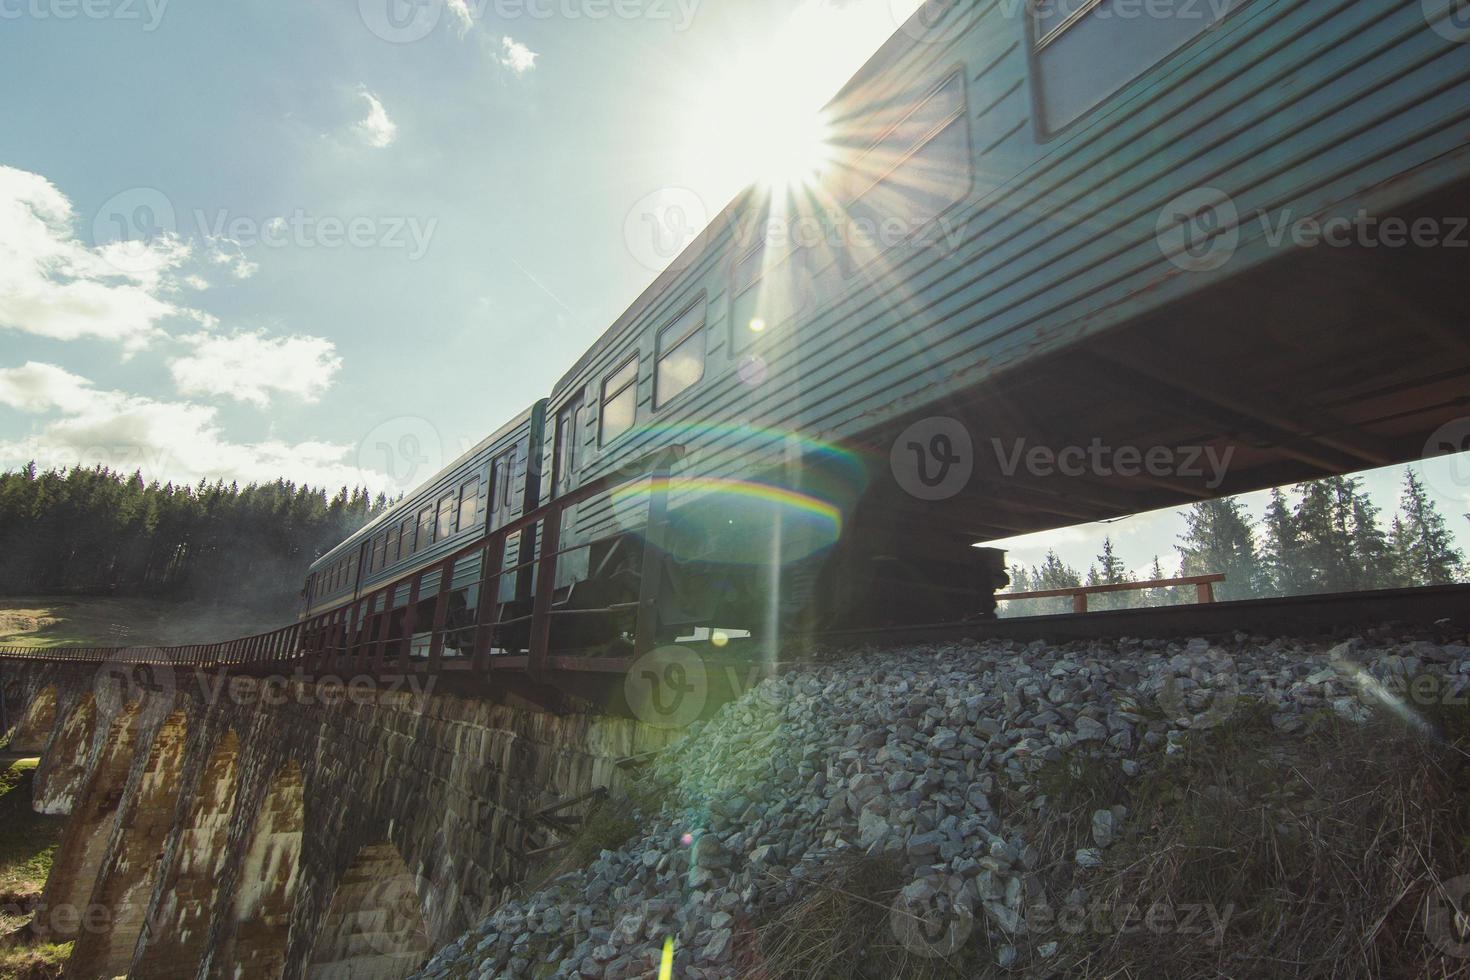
[0,661,676,980]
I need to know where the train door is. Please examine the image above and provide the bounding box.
[552,394,585,499]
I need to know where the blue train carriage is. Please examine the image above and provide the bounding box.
[534,0,1470,649]
[301,401,547,660]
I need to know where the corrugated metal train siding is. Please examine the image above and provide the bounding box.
[545,0,1470,550]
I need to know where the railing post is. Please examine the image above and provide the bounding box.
[1072,592,1088,614]
[397,573,422,673]
[472,536,507,672]
[634,463,673,658]
[427,560,454,672]
[369,591,391,677]
[529,509,562,676]
[1196,581,1216,604]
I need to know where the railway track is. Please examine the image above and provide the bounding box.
[2,585,1465,714]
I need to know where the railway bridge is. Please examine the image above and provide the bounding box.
[0,653,676,980]
[4,584,1470,979]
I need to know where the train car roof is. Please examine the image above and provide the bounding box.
[550,7,928,399]
[308,400,543,574]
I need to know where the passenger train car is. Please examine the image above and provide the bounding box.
[306,0,1470,660]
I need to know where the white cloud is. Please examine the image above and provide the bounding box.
[0,166,202,351]
[354,89,398,149]
[446,0,473,35]
[498,36,538,74]
[207,241,258,280]
[168,330,343,408]
[0,361,367,489]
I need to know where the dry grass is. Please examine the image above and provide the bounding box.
[0,595,290,649]
[746,853,981,980]
[1040,694,1470,978]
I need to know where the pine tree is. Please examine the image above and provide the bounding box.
[1175,497,1266,600]
[1391,469,1467,585]
[1032,550,1084,615]
[1145,555,1179,606]
[1292,476,1389,592]
[1090,537,1134,609]
[1261,488,1309,596]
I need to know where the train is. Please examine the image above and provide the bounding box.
[303,0,1470,664]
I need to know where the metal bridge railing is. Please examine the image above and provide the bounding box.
[0,448,683,681]
[997,573,1226,614]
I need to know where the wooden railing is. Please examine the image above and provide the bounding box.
[0,448,684,679]
[998,573,1226,614]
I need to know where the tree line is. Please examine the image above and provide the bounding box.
[1005,471,1467,615]
[0,463,390,612]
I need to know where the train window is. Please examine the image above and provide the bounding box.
[840,72,968,262]
[730,241,814,351]
[417,506,435,550]
[436,493,456,540]
[1029,0,1243,135]
[490,450,516,515]
[457,477,480,530]
[399,518,414,559]
[386,524,400,564]
[655,301,705,408]
[370,534,384,573]
[599,356,639,445]
[553,396,585,497]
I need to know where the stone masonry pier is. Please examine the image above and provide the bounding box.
[0,660,675,979]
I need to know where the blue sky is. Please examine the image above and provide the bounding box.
[0,0,920,488]
[1,0,1466,575]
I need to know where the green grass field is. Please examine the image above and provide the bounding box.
[0,596,293,650]
[0,758,70,979]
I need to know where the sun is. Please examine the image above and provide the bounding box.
[674,1,907,201]
[753,106,835,191]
